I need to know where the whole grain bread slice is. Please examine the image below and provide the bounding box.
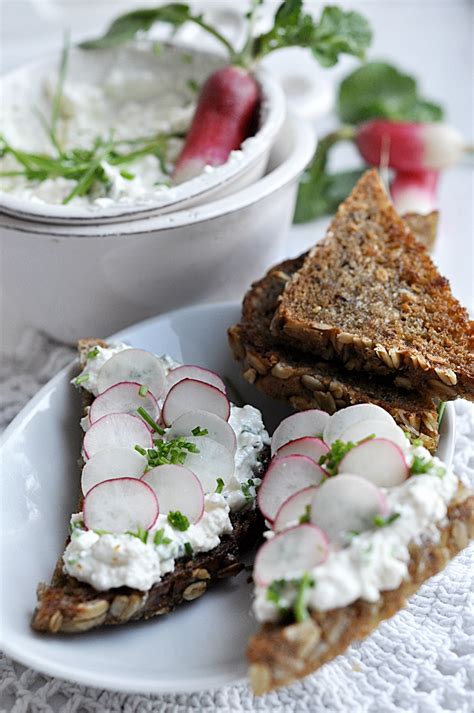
[271,170,473,401]
[32,340,269,635]
[247,490,474,695]
[229,257,441,452]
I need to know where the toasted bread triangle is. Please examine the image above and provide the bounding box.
[271,170,473,400]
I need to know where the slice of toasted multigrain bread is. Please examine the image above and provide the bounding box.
[271,170,473,401]
[247,489,474,695]
[228,257,441,452]
[32,340,269,635]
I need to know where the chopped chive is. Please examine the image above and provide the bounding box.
[134,444,147,456]
[191,426,208,437]
[184,542,193,557]
[437,401,447,427]
[373,512,400,528]
[87,347,100,360]
[293,573,315,623]
[153,528,172,546]
[167,511,190,531]
[138,385,149,397]
[75,373,90,385]
[120,169,135,180]
[94,529,111,536]
[215,477,225,494]
[137,406,165,435]
[126,527,148,543]
[299,504,311,524]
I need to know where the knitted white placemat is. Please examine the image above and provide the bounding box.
[1,329,473,713]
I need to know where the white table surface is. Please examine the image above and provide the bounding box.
[0,2,473,711]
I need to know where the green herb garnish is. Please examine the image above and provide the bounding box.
[241,479,255,502]
[373,512,400,528]
[293,573,315,623]
[137,406,165,435]
[215,477,225,494]
[437,401,447,428]
[153,528,172,546]
[145,436,200,467]
[410,455,445,478]
[191,426,208,437]
[87,347,100,360]
[266,579,288,608]
[299,504,311,524]
[126,527,148,543]
[167,511,190,531]
[94,529,112,536]
[184,542,193,557]
[319,439,356,477]
[135,444,147,457]
[74,373,90,386]
[138,385,149,397]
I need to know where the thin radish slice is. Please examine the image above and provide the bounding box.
[338,438,408,487]
[83,413,153,460]
[163,379,230,426]
[166,409,237,455]
[180,436,235,493]
[97,349,166,398]
[276,437,329,464]
[254,524,329,586]
[83,478,159,533]
[257,455,325,522]
[89,382,160,426]
[81,446,147,495]
[323,404,395,446]
[273,486,319,533]
[271,410,330,455]
[310,474,388,542]
[340,419,407,452]
[166,365,226,395]
[142,465,204,524]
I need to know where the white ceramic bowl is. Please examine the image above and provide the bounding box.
[0,117,316,347]
[0,43,286,225]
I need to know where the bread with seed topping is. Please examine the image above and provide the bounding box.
[271,170,473,400]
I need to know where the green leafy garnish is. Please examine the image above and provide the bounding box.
[94,529,112,536]
[299,504,311,524]
[138,385,149,397]
[266,579,288,608]
[437,401,447,428]
[293,572,315,622]
[145,436,200,467]
[153,528,172,546]
[167,510,190,531]
[74,373,90,386]
[410,455,445,478]
[241,479,255,502]
[184,542,193,557]
[319,439,356,477]
[338,61,444,124]
[87,347,100,360]
[215,477,225,494]
[126,527,149,543]
[191,426,208,437]
[136,406,165,435]
[373,512,400,528]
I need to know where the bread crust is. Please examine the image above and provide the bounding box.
[248,491,474,695]
[229,258,441,452]
[271,171,473,400]
[31,340,269,634]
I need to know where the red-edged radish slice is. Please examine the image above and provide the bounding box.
[83,413,153,460]
[323,404,395,446]
[83,477,159,533]
[310,474,388,542]
[273,486,318,533]
[166,409,236,455]
[276,437,329,464]
[163,379,230,426]
[97,349,166,398]
[142,465,204,524]
[89,381,160,425]
[340,419,407,452]
[257,455,325,522]
[81,446,147,495]
[254,524,329,586]
[271,410,330,455]
[180,436,235,492]
[166,365,226,395]
[338,438,408,487]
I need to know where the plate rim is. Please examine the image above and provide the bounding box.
[0,300,457,693]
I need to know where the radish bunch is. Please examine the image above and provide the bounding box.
[253,404,410,587]
[78,347,241,538]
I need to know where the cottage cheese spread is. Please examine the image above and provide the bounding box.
[254,445,459,622]
[66,343,269,590]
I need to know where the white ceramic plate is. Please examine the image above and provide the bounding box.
[0,302,455,694]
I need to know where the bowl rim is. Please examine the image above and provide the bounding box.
[0,116,316,238]
[0,42,286,224]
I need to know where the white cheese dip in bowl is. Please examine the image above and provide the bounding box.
[0,116,315,346]
[0,43,285,224]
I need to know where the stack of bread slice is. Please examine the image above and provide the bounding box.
[229,170,473,452]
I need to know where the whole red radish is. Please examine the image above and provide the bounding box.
[172,66,260,184]
[390,169,439,214]
[356,119,464,172]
